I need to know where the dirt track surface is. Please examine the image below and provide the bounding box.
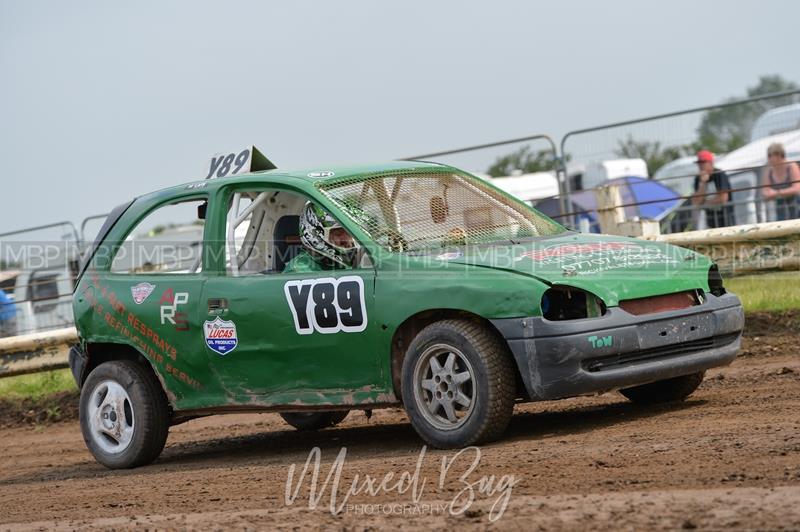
[1,331,799,530]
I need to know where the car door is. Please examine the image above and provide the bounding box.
[200,186,385,405]
[103,198,209,403]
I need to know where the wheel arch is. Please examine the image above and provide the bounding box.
[389,309,525,402]
[81,341,175,408]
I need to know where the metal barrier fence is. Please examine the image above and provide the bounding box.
[542,162,800,235]
[404,134,569,216]
[404,133,559,172]
[0,222,87,340]
[400,88,800,235]
[554,88,800,230]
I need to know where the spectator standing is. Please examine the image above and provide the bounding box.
[0,288,17,337]
[691,150,734,228]
[761,142,800,221]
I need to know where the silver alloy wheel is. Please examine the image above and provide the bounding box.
[413,343,476,431]
[86,380,135,455]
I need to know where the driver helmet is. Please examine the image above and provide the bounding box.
[299,202,358,267]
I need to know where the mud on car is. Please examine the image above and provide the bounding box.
[70,161,744,468]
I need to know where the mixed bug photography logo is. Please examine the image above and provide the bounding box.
[284,446,517,522]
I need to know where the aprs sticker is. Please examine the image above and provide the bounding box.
[159,289,189,331]
[131,282,156,304]
[204,317,238,355]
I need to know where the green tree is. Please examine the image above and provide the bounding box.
[614,136,688,175]
[696,75,800,153]
[486,146,559,177]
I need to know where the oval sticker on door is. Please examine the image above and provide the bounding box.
[307,171,335,178]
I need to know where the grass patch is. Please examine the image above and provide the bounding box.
[0,370,79,427]
[726,271,800,312]
[0,368,77,400]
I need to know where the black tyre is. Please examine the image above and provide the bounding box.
[619,371,705,404]
[79,360,170,469]
[401,319,516,448]
[280,411,349,431]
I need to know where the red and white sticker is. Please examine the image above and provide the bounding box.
[131,282,156,304]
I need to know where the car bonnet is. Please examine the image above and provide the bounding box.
[440,233,711,306]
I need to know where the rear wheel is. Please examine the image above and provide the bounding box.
[280,411,348,431]
[619,371,705,404]
[401,319,515,448]
[79,360,170,469]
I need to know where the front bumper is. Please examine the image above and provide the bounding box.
[491,293,744,401]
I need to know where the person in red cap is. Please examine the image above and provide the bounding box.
[691,150,734,228]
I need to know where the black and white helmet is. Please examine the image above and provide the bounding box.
[299,202,357,268]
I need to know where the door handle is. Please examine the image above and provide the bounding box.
[207,298,229,316]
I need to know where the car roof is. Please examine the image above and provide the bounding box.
[137,160,451,202]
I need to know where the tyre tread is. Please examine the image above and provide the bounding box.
[619,371,705,404]
[79,359,170,469]
[403,318,516,448]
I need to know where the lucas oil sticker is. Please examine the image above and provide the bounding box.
[131,282,156,304]
[204,317,238,355]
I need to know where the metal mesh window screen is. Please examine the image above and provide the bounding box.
[317,170,565,253]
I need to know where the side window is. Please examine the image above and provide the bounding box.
[110,200,206,274]
[224,190,360,276]
[27,271,59,313]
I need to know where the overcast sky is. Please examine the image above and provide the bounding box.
[2,0,799,234]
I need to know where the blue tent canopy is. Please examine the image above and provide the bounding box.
[533,176,682,233]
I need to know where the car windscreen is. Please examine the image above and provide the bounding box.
[317,170,566,253]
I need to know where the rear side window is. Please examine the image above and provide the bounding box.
[28,272,59,312]
[110,200,206,274]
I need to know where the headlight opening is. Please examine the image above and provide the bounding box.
[541,287,606,321]
[708,264,726,297]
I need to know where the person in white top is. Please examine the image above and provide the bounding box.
[760,142,800,221]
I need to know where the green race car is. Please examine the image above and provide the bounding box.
[70,161,744,468]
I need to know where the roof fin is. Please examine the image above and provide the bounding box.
[250,146,277,171]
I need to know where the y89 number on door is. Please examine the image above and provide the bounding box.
[284,276,368,335]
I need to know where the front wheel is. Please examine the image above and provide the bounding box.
[79,360,170,469]
[280,411,348,431]
[619,371,705,404]
[401,319,516,449]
